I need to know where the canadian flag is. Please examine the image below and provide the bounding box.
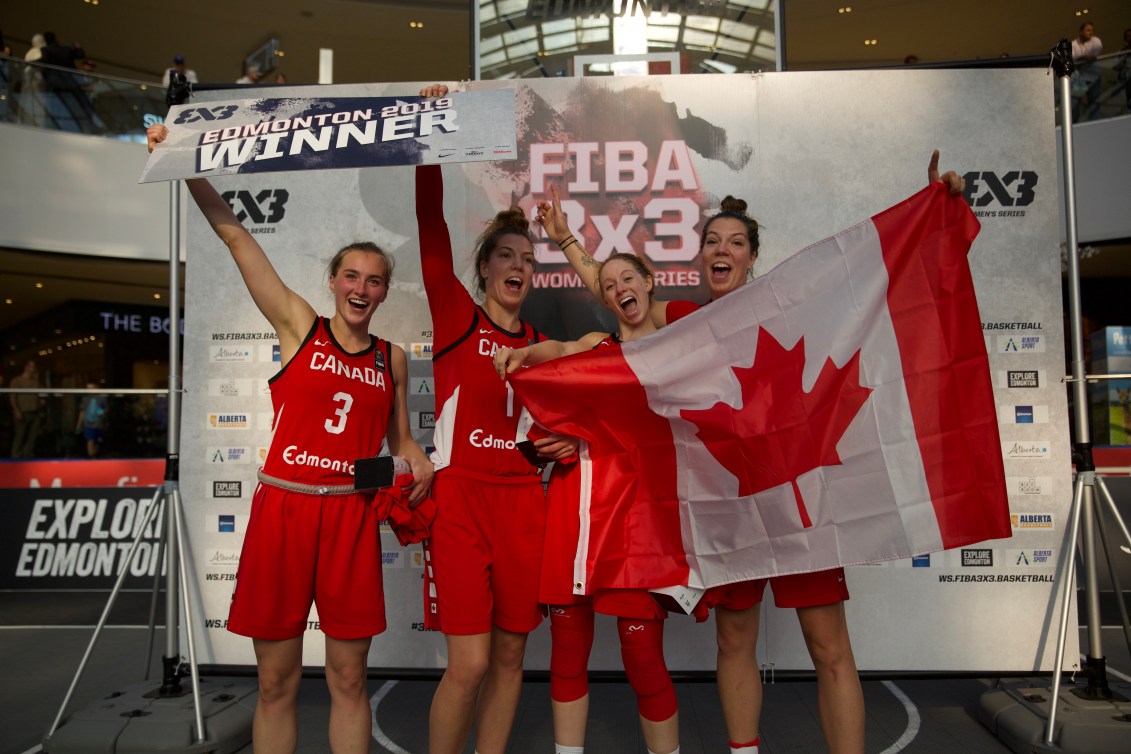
[511,184,1011,593]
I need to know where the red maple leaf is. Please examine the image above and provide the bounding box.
[680,331,872,528]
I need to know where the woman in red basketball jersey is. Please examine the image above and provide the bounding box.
[494,252,680,754]
[148,124,433,754]
[537,155,964,754]
[414,86,576,754]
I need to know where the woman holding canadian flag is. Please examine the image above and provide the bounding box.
[533,155,967,754]
[495,251,682,754]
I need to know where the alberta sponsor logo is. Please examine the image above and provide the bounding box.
[1006,548,1055,567]
[911,554,931,567]
[381,551,402,568]
[208,413,250,430]
[208,377,255,397]
[1010,513,1054,530]
[469,428,516,450]
[281,444,354,475]
[1006,476,1051,496]
[961,548,994,566]
[212,481,242,498]
[412,377,434,395]
[413,411,436,430]
[209,345,253,363]
[997,334,1044,353]
[1003,441,1049,460]
[1001,370,1041,389]
[410,342,433,360]
[208,447,250,464]
[205,549,240,568]
[999,405,1049,424]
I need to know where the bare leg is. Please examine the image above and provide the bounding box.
[715,604,762,745]
[251,637,303,754]
[640,710,679,754]
[429,632,490,754]
[474,627,529,754]
[552,694,589,748]
[325,635,374,753]
[796,602,864,754]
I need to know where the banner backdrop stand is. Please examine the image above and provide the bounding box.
[41,74,256,754]
[978,41,1131,754]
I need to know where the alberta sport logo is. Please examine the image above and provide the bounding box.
[220,189,288,233]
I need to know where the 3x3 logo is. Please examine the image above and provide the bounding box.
[220,189,289,224]
[961,171,1038,207]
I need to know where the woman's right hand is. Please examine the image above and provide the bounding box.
[494,346,528,379]
[536,184,573,246]
[147,124,169,153]
[420,84,449,98]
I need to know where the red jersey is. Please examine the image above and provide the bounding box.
[416,165,543,481]
[665,299,703,324]
[261,318,394,486]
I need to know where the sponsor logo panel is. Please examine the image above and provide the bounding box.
[207,378,255,397]
[911,554,931,567]
[259,344,282,363]
[208,447,251,464]
[214,514,249,533]
[410,342,433,360]
[1010,513,1054,530]
[999,405,1049,424]
[997,334,1045,353]
[208,413,250,430]
[413,411,436,430]
[209,345,253,363]
[205,549,241,568]
[999,370,1044,389]
[1003,441,1050,460]
[411,377,434,395]
[1006,476,1052,496]
[1006,548,1055,567]
[212,481,243,498]
[961,548,994,566]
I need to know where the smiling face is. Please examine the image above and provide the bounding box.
[329,249,390,327]
[699,216,757,299]
[599,256,653,328]
[478,233,535,311]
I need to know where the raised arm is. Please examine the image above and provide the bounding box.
[928,149,966,195]
[537,185,669,327]
[147,125,314,353]
[385,345,434,504]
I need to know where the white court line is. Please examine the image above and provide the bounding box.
[19,745,43,754]
[877,680,921,754]
[370,680,416,754]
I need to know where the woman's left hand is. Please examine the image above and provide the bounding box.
[928,149,965,195]
[533,433,579,461]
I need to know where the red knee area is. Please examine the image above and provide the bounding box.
[617,617,676,722]
[549,603,594,703]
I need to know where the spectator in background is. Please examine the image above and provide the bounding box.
[161,55,198,88]
[39,32,95,132]
[10,360,44,458]
[1071,21,1103,121]
[274,71,287,84]
[76,383,108,457]
[22,33,48,127]
[1,28,10,56]
[235,62,261,84]
[903,54,920,65]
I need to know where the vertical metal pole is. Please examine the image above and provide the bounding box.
[158,178,184,695]
[172,487,207,743]
[1045,476,1086,745]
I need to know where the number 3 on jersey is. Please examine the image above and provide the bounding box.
[325,391,354,434]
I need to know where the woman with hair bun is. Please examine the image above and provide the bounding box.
[415,84,576,754]
[147,124,433,752]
